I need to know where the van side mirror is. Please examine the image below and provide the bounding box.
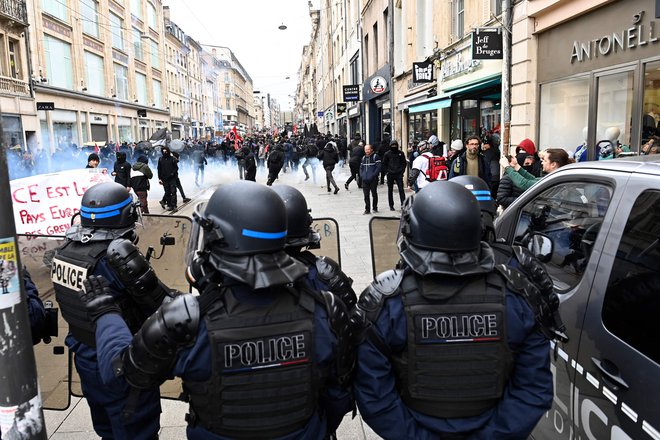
[529,233,553,262]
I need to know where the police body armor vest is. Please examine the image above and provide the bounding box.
[184,286,325,439]
[391,272,513,419]
[51,240,108,347]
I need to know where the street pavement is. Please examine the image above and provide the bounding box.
[43,161,408,439]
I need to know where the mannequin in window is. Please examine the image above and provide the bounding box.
[600,127,630,159]
[574,126,589,162]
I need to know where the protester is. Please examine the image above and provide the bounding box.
[130,155,152,214]
[359,144,381,214]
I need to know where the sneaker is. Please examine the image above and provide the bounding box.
[390,207,395,211]
[304,175,310,181]
[363,210,370,215]
[159,201,167,210]
[373,208,379,213]
[344,183,349,190]
[334,187,339,194]
[327,188,332,193]
[167,205,176,211]
[183,198,191,203]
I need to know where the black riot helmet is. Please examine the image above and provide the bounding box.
[449,175,496,242]
[399,181,482,253]
[271,185,320,248]
[196,181,287,256]
[80,182,137,229]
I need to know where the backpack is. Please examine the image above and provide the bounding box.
[423,153,448,181]
[307,143,318,157]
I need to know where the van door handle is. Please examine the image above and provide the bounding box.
[592,357,629,391]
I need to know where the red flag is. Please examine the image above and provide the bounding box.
[94,142,100,154]
[231,126,243,150]
[293,125,298,135]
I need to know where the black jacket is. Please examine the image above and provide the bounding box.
[382,148,406,175]
[496,174,525,209]
[268,147,285,169]
[349,146,364,166]
[244,153,257,181]
[157,154,178,181]
[318,145,339,168]
[113,155,131,187]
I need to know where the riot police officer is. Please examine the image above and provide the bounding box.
[82,181,354,439]
[271,184,357,310]
[352,181,553,439]
[52,181,170,440]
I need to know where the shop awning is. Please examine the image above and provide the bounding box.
[407,75,502,114]
[409,98,451,114]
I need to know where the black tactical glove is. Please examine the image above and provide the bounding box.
[81,275,122,322]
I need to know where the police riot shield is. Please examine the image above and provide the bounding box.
[369,216,401,279]
[308,218,341,268]
[17,234,70,410]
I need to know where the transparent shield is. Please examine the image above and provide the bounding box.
[137,214,193,293]
[17,234,70,410]
[308,218,341,267]
[369,217,401,278]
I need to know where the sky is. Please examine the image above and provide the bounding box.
[165,0,320,110]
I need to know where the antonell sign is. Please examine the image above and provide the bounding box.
[571,10,659,63]
[471,28,503,60]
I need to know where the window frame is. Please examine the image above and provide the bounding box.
[80,0,100,39]
[110,12,124,51]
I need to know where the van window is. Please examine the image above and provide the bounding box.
[513,182,611,291]
[602,190,660,365]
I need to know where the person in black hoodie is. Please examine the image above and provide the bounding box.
[130,155,153,213]
[318,141,340,194]
[345,140,364,190]
[381,140,407,211]
[242,145,257,182]
[157,146,178,210]
[112,151,131,187]
[266,143,285,186]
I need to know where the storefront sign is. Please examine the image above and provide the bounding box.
[343,85,360,101]
[472,28,503,59]
[412,61,434,83]
[336,103,347,115]
[370,76,387,94]
[441,51,481,81]
[571,11,659,63]
[36,102,54,111]
[317,111,324,117]
[137,109,147,117]
[325,111,334,121]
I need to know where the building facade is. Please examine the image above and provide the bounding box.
[0,0,35,152]
[27,0,169,152]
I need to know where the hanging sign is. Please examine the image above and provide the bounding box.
[472,27,503,60]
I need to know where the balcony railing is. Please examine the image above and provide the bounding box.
[0,0,27,25]
[0,75,30,96]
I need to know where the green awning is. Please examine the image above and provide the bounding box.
[409,98,451,114]
[445,77,502,97]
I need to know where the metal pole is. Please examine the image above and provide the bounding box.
[0,122,47,438]
[501,0,513,156]
[388,0,395,142]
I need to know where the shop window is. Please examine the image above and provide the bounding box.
[513,181,611,292]
[539,77,589,153]
[602,191,660,365]
[44,35,73,89]
[596,70,633,152]
[642,60,660,145]
[84,51,105,96]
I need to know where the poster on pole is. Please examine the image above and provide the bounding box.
[10,169,112,236]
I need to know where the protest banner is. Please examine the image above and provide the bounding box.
[10,169,111,235]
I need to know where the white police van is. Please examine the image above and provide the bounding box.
[494,155,660,440]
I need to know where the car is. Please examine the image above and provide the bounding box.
[494,155,660,440]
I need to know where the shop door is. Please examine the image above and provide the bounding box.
[90,124,108,143]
